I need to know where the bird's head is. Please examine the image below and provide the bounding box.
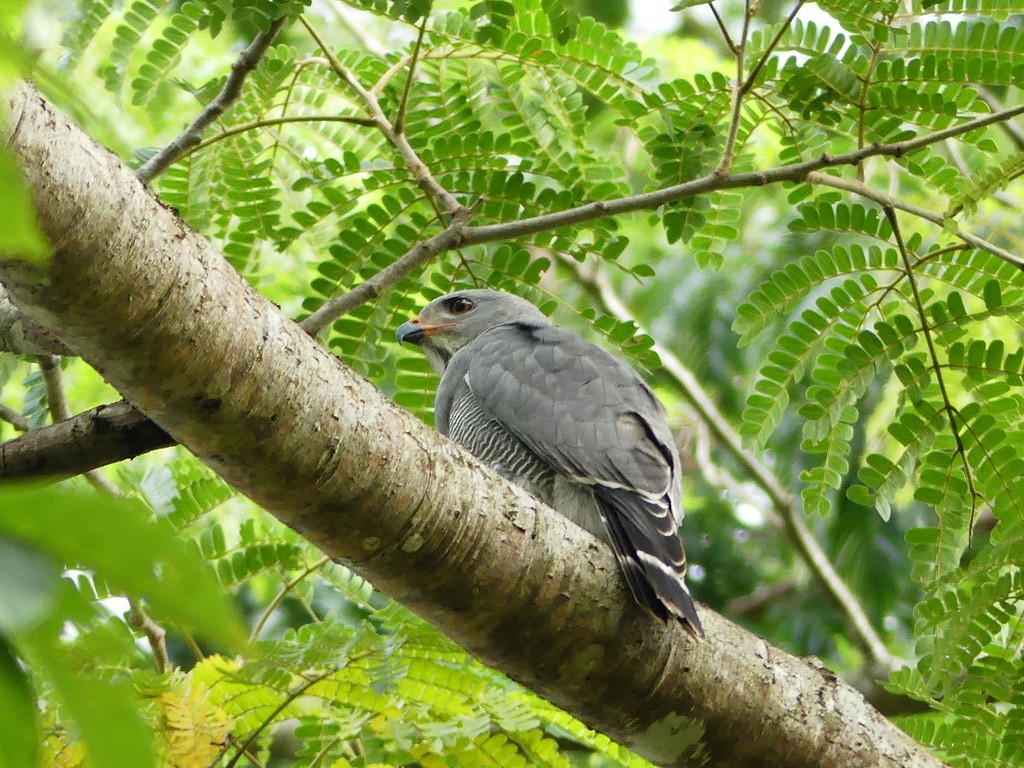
[396,289,548,374]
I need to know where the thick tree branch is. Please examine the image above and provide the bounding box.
[0,81,945,768]
[136,16,289,183]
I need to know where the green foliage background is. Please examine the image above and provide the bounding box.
[2,0,1024,765]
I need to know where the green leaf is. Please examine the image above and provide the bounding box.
[0,633,37,768]
[20,583,155,768]
[0,536,59,637]
[0,484,245,648]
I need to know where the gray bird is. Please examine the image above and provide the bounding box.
[396,289,702,637]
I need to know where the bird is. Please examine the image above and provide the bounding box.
[396,289,703,637]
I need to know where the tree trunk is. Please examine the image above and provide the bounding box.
[0,81,946,768]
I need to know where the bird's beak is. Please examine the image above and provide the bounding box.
[396,320,426,345]
[396,318,456,345]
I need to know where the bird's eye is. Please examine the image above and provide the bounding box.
[446,297,475,315]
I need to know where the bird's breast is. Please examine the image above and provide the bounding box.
[446,387,554,498]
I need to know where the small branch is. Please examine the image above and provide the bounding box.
[224,736,269,768]
[460,99,1024,248]
[36,355,122,495]
[974,85,1024,151]
[36,355,69,419]
[223,668,338,768]
[717,0,804,172]
[0,403,29,432]
[128,598,171,673]
[718,0,752,173]
[568,261,901,672]
[300,209,472,337]
[742,0,806,99]
[808,171,1024,270]
[0,400,174,480]
[300,15,464,218]
[183,114,376,159]
[707,3,737,54]
[883,206,978,526]
[136,15,289,183]
[393,14,429,135]
[250,555,331,640]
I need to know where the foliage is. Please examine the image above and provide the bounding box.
[2,0,1024,766]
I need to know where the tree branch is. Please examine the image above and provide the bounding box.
[0,283,72,355]
[807,171,1024,269]
[974,85,1024,151]
[128,598,170,674]
[0,400,173,479]
[459,98,1024,248]
[0,403,28,432]
[0,81,945,768]
[135,15,289,183]
[36,353,122,495]
[299,210,471,337]
[300,15,464,218]
[393,14,429,135]
[718,0,752,173]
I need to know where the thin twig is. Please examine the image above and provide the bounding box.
[567,261,901,672]
[183,114,376,159]
[808,171,1024,269]
[717,0,805,173]
[718,0,752,173]
[300,15,464,218]
[223,668,338,768]
[250,555,331,640]
[742,0,805,98]
[128,598,171,673]
[0,403,29,432]
[393,14,429,135]
[975,85,1024,151]
[182,630,205,662]
[224,736,268,768]
[300,209,472,337]
[708,2,738,54]
[136,15,289,183]
[883,206,979,529]
[36,355,122,495]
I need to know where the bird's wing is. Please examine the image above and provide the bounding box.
[464,322,702,635]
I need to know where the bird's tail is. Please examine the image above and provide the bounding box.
[597,490,704,638]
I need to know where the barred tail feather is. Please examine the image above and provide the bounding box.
[598,491,704,638]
